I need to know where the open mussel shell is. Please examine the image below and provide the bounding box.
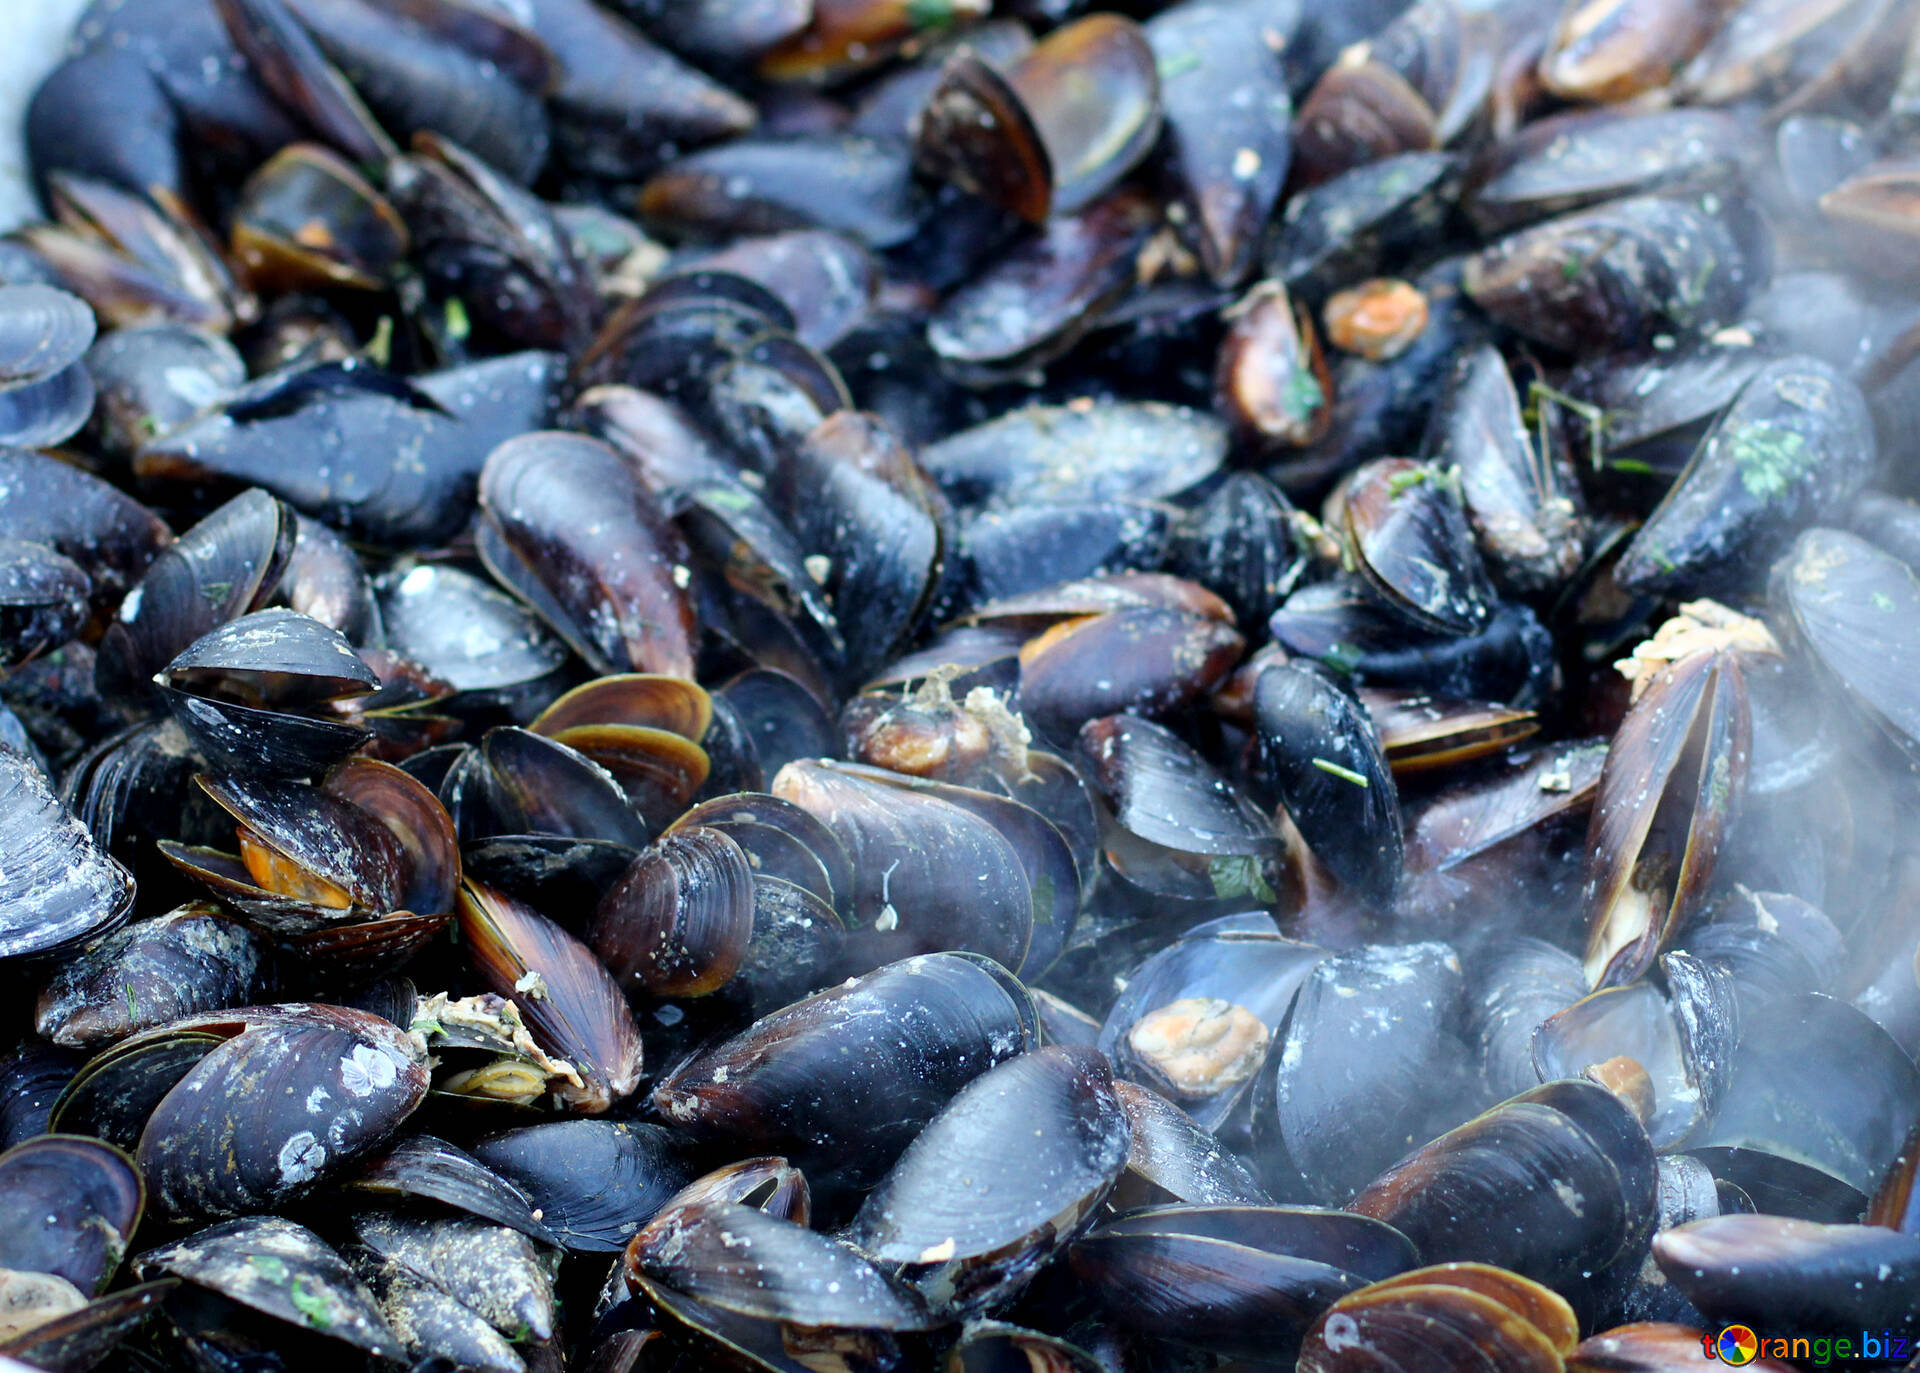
[1253,662,1403,906]
[1422,342,1587,596]
[469,1120,693,1254]
[123,1005,429,1221]
[1215,283,1334,451]
[351,1261,523,1373]
[1342,458,1496,637]
[847,1046,1129,1319]
[1583,650,1751,990]
[1350,1080,1658,1295]
[631,1198,932,1332]
[0,1135,142,1298]
[231,143,408,293]
[94,488,294,705]
[1533,952,1738,1151]
[1254,942,1483,1205]
[457,880,644,1115]
[771,759,1034,972]
[1617,358,1875,598]
[1691,993,1919,1199]
[1068,1204,1419,1363]
[478,431,698,679]
[0,746,134,962]
[35,904,266,1049]
[1774,527,1920,762]
[1113,1080,1272,1211]
[160,605,376,706]
[918,14,1159,226]
[162,773,407,931]
[1653,1215,1920,1339]
[341,1134,557,1247]
[0,1278,176,1371]
[651,952,1037,1197]
[134,1215,400,1359]
[1099,914,1324,1128]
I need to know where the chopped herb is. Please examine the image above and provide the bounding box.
[443,296,471,343]
[1312,757,1369,787]
[1031,872,1055,924]
[1561,255,1584,281]
[1320,641,1361,675]
[1529,381,1608,472]
[1608,457,1655,475]
[1386,466,1430,497]
[124,982,138,1020]
[365,316,393,368]
[1730,423,1813,499]
[248,1255,289,1283]
[1156,50,1203,80]
[199,580,233,605]
[136,414,163,439]
[1209,854,1278,904]
[1280,366,1323,425]
[288,1276,332,1330]
[906,0,961,29]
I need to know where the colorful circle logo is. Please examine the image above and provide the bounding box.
[1717,1326,1760,1366]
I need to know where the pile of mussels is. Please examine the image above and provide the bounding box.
[2,0,1920,1369]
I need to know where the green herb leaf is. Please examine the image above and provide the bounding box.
[289,1276,333,1330]
[1280,366,1323,425]
[1156,50,1203,80]
[1730,423,1813,499]
[444,296,471,343]
[1208,854,1278,904]
[1311,757,1369,787]
[248,1255,289,1283]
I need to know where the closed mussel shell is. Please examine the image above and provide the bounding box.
[772,759,1033,972]
[478,432,697,680]
[1017,605,1246,744]
[651,952,1036,1195]
[136,1005,428,1221]
[341,1134,557,1246]
[35,904,267,1049]
[134,1215,399,1360]
[1349,1079,1657,1294]
[592,826,755,997]
[1111,1080,1274,1210]
[349,1210,555,1342]
[1617,358,1875,597]
[630,1198,932,1331]
[1254,662,1403,903]
[0,747,134,961]
[1297,1262,1578,1372]
[847,1046,1130,1319]
[469,1120,694,1254]
[1652,1215,1920,1339]
[1068,1203,1419,1362]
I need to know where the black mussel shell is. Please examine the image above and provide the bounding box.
[0,746,134,961]
[1618,358,1876,597]
[35,904,266,1049]
[848,1046,1130,1319]
[470,1120,693,1254]
[651,952,1036,1196]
